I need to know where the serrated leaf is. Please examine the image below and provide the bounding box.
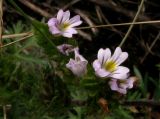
[32,20,58,56]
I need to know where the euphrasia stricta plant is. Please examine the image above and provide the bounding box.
[1,2,139,117]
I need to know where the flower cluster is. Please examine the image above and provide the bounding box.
[48,9,135,94]
[93,47,135,94]
[57,44,88,77]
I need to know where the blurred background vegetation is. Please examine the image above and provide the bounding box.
[0,0,160,118]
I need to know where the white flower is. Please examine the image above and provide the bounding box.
[66,48,88,77]
[109,77,136,94]
[93,47,129,79]
[48,9,82,38]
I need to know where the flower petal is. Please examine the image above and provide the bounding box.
[49,26,61,34]
[118,88,127,94]
[111,66,129,79]
[66,55,88,77]
[103,48,111,64]
[111,47,122,62]
[127,77,135,89]
[109,79,127,94]
[57,9,64,22]
[95,68,110,78]
[97,48,105,65]
[69,21,82,27]
[65,28,77,34]
[114,66,129,74]
[74,49,88,63]
[62,32,72,38]
[62,10,70,23]
[69,15,81,24]
[116,52,128,65]
[93,60,101,71]
[66,59,75,68]
[109,79,119,91]
[48,18,58,26]
[57,44,74,56]
[119,80,128,89]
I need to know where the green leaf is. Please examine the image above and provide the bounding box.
[133,66,142,80]
[80,79,99,88]
[15,53,47,65]
[32,20,58,56]
[133,66,147,97]
[9,0,57,56]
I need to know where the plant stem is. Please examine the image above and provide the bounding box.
[119,0,145,47]
[0,0,3,45]
[0,34,33,48]
[2,31,32,39]
[77,20,160,30]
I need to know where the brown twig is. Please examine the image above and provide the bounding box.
[75,9,98,34]
[121,100,160,107]
[95,5,124,37]
[72,99,160,107]
[0,0,3,45]
[77,29,92,41]
[90,0,159,28]
[119,0,145,47]
[1,20,160,43]
[141,32,160,63]
[3,106,7,119]
[77,20,160,30]
[18,0,53,18]
[95,5,103,23]
[63,0,81,10]
[0,33,33,48]
[2,31,32,39]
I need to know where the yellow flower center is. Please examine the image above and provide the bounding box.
[59,23,70,31]
[104,60,116,72]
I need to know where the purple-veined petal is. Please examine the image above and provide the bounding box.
[109,79,127,94]
[97,48,105,65]
[103,48,111,64]
[49,26,61,34]
[116,52,128,65]
[113,66,129,74]
[66,55,88,77]
[48,18,58,26]
[65,28,77,34]
[57,9,64,22]
[110,47,122,62]
[111,66,129,79]
[69,21,82,27]
[109,79,118,91]
[62,10,70,23]
[95,68,110,78]
[69,15,81,24]
[57,44,74,56]
[93,60,101,71]
[111,73,128,80]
